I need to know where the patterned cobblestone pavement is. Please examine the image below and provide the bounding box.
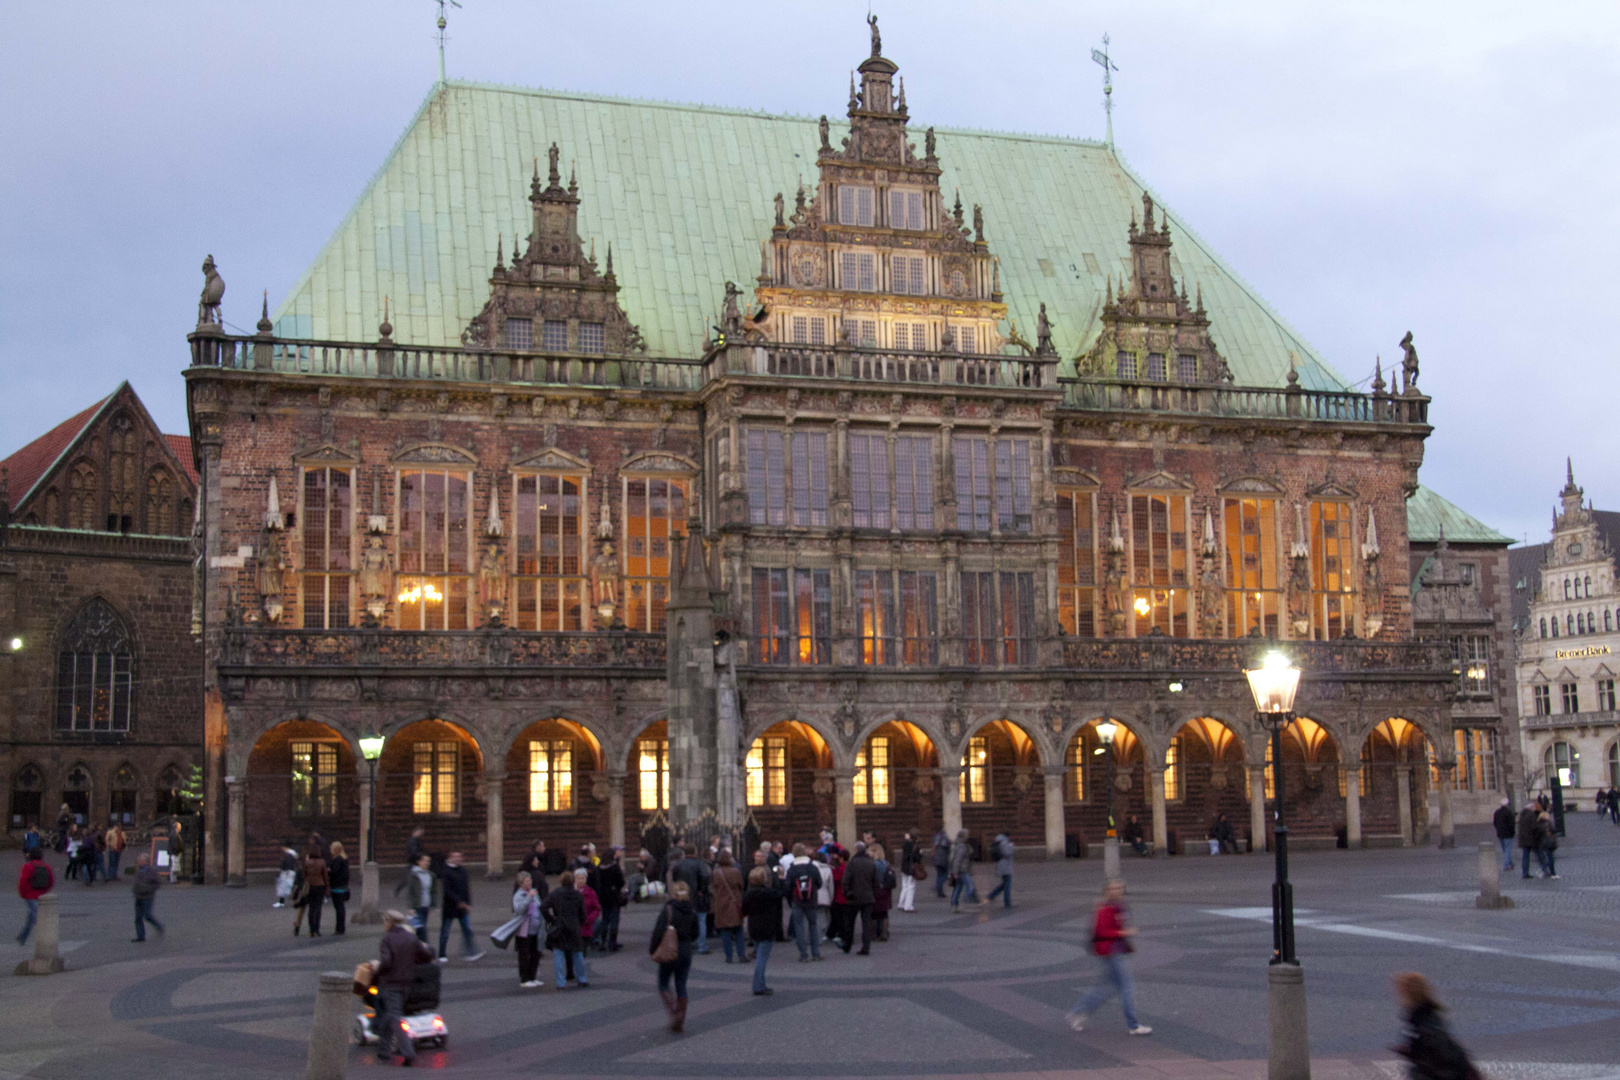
[4,815,1619,1079]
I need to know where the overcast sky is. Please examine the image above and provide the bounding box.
[4,1,1614,544]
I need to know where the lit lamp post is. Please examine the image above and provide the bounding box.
[1096,720,1119,880]
[357,734,385,925]
[1245,651,1307,1080]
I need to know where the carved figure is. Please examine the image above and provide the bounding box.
[722,281,743,336]
[972,204,984,243]
[1036,302,1055,355]
[774,191,785,227]
[358,531,391,624]
[478,537,508,626]
[1399,331,1420,393]
[818,114,830,152]
[257,534,285,624]
[197,255,225,325]
[593,540,620,614]
[925,126,936,159]
[867,12,881,56]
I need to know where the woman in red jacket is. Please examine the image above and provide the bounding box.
[1067,879,1152,1036]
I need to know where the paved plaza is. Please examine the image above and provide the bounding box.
[5,818,1620,1080]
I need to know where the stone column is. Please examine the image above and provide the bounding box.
[1042,767,1066,858]
[1343,766,1362,849]
[226,777,247,887]
[1396,765,1414,847]
[1149,765,1169,856]
[834,767,857,847]
[357,773,374,863]
[1436,762,1455,849]
[607,771,627,850]
[1249,764,1268,852]
[940,767,963,839]
[484,773,506,879]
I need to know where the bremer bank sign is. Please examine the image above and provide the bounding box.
[1555,645,1613,660]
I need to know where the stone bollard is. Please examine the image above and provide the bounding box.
[1476,840,1514,909]
[15,892,65,976]
[1103,836,1121,882]
[1267,962,1311,1080]
[305,971,353,1080]
[354,860,382,925]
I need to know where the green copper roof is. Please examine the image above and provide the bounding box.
[274,80,1349,391]
[1406,485,1512,545]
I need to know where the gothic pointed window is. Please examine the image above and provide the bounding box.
[107,417,136,532]
[55,599,134,733]
[145,471,176,535]
[68,461,99,530]
[8,765,43,828]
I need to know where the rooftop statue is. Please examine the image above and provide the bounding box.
[197,255,225,326]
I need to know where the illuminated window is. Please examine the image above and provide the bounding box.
[1309,501,1351,639]
[290,741,339,817]
[1067,736,1086,801]
[1057,489,1098,637]
[396,470,472,630]
[894,435,934,530]
[746,736,788,806]
[1223,497,1279,638]
[637,738,669,810]
[623,475,688,633]
[514,472,586,631]
[528,740,573,812]
[850,433,890,529]
[1454,636,1491,694]
[301,467,352,629]
[55,600,134,733]
[412,741,458,815]
[960,736,989,803]
[1130,493,1190,637]
[1163,736,1181,801]
[961,571,1035,667]
[751,568,831,665]
[857,570,938,666]
[854,736,891,805]
[1545,741,1580,788]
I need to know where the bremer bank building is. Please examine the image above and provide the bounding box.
[182,23,1513,883]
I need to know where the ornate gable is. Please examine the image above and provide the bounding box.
[512,447,591,473]
[293,443,360,466]
[391,442,477,466]
[620,450,699,476]
[743,17,1009,358]
[1222,476,1284,494]
[463,143,645,355]
[1125,469,1193,492]
[1077,193,1233,385]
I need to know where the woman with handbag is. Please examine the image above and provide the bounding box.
[512,871,544,988]
[649,880,701,1032]
[1066,879,1152,1036]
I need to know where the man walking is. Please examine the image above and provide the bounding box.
[986,832,1015,909]
[1517,802,1547,879]
[1067,879,1152,1036]
[374,911,432,1066]
[436,851,484,962]
[131,853,165,942]
[594,847,626,951]
[841,841,878,955]
[931,829,951,899]
[408,853,434,942]
[17,847,53,946]
[1492,798,1516,871]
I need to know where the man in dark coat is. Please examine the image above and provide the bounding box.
[931,829,951,898]
[436,851,484,962]
[667,845,713,954]
[1492,798,1516,870]
[594,848,627,951]
[840,842,879,955]
[374,910,433,1064]
[540,870,590,988]
[1516,804,1547,879]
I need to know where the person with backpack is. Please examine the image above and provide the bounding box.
[1391,972,1482,1080]
[783,843,823,961]
[986,832,1015,909]
[131,852,165,942]
[17,848,53,946]
[1067,879,1152,1036]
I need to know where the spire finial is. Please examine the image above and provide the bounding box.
[568,161,577,196]
[1091,33,1119,148]
[1195,280,1204,315]
[605,242,614,279]
[379,297,392,341]
[264,473,283,531]
[495,233,504,270]
[849,71,858,111]
[897,75,906,113]
[256,290,273,335]
[433,0,452,87]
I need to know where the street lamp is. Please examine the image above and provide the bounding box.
[1096,720,1119,880]
[357,734,385,925]
[1244,650,1307,1080]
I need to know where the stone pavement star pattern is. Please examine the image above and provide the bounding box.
[5,816,1620,1079]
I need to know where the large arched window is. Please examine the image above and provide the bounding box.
[8,765,43,828]
[63,764,92,824]
[111,764,138,824]
[1545,742,1580,789]
[1585,576,1593,598]
[1540,617,1548,638]
[55,600,134,732]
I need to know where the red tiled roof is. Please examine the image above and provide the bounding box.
[2,393,113,513]
[165,434,199,485]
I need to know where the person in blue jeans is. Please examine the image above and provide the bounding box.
[131,853,165,942]
[436,851,485,962]
[1068,880,1152,1036]
[541,870,589,988]
[740,866,783,994]
[17,848,53,945]
[1492,799,1516,870]
[985,833,1015,909]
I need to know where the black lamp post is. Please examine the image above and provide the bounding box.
[1245,650,1307,1079]
[357,734,385,925]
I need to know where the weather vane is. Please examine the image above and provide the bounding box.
[433,0,462,87]
[1091,33,1119,149]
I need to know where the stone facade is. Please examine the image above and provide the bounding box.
[1513,463,1620,805]
[187,24,1466,881]
[0,383,203,847]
